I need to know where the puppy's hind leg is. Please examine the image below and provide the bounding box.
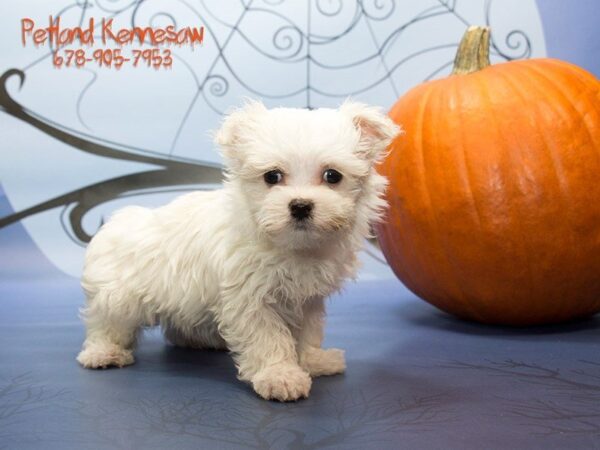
[77,291,142,369]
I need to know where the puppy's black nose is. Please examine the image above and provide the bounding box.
[289,199,313,221]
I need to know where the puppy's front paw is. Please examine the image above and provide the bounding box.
[299,347,346,377]
[77,342,134,369]
[252,364,312,402]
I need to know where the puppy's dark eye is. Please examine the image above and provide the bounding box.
[264,170,283,185]
[323,169,343,184]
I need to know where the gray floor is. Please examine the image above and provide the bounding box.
[1,241,600,449]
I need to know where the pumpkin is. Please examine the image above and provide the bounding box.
[375,26,600,326]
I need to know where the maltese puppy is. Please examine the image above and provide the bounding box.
[77,100,400,401]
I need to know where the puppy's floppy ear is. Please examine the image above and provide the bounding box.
[340,99,402,163]
[214,99,268,171]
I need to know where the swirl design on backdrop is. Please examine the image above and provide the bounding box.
[0,0,535,248]
[485,0,531,60]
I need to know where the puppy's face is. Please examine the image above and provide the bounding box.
[215,100,401,250]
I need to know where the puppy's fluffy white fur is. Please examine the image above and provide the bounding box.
[77,100,401,401]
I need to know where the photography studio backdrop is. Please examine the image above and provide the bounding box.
[0,0,554,280]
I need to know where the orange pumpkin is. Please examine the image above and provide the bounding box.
[376,26,600,326]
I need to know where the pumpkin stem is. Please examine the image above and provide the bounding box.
[452,25,491,75]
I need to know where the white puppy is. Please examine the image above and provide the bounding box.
[77,100,400,401]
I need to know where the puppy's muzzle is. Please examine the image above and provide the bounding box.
[289,199,313,221]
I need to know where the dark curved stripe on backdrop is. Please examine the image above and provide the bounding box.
[0,68,224,243]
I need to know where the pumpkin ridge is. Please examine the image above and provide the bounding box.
[524,63,600,165]
[377,154,410,289]
[452,77,484,230]
[522,65,600,304]
[541,62,600,156]
[497,65,578,320]
[475,71,538,314]
[418,82,481,319]
[411,85,440,296]
[498,65,573,202]
[542,58,600,87]
[533,63,600,170]
[451,76,499,317]
[401,84,451,308]
[432,79,490,320]
[379,95,421,291]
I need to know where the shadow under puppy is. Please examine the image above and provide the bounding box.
[77,100,401,401]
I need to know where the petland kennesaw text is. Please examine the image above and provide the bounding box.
[21,16,205,46]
